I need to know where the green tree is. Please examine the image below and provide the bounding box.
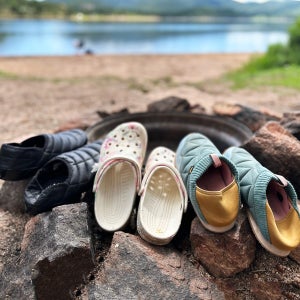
[245,16,300,70]
[289,17,300,49]
[288,17,300,64]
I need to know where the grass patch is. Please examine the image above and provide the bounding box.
[0,71,126,84]
[227,64,300,91]
[151,76,174,87]
[127,79,150,93]
[0,69,48,81]
[0,70,20,80]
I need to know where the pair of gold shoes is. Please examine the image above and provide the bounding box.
[176,132,300,257]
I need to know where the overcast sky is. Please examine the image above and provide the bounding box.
[234,0,269,2]
[234,0,297,2]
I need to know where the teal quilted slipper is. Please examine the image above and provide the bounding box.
[224,147,300,256]
[176,133,240,233]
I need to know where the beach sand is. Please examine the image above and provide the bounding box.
[1,54,299,144]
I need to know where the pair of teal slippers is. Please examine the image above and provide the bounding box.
[176,133,300,257]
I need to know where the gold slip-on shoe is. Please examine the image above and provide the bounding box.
[224,146,300,256]
[176,133,240,233]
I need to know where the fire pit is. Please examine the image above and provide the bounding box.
[86,111,253,153]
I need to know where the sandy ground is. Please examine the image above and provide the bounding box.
[0,54,299,145]
[0,53,300,275]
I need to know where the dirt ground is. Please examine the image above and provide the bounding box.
[0,54,300,285]
[0,54,299,145]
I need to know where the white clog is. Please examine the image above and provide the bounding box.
[137,147,187,245]
[93,122,147,232]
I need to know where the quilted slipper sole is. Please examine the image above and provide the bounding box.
[137,167,183,245]
[246,210,290,257]
[94,161,137,232]
[196,210,236,233]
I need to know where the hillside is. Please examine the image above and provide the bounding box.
[45,0,300,17]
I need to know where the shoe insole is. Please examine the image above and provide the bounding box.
[196,163,233,191]
[37,161,68,188]
[21,136,45,148]
[94,161,136,232]
[140,167,182,239]
[267,180,291,221]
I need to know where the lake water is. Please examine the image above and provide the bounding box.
[0,19,289,56]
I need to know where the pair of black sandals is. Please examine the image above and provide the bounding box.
[0,129,102,214]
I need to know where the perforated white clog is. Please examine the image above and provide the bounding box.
[137,146,187,245]
[93,122,147,232]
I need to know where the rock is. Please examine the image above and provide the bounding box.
[215,246,300,299]
[54,111,101,132]
[1,203,94,300]
[281,111,300,140]
[212,102,280,132]
[96,108,130,119]
[242,121,300,197]
[248,249,300,300]
[84,231,224,299]
[249,276,283,300]
[189,104,206,114]
[0,209,28,273]
[190,210,256,278]
[0,267,35,300]
[147,96,192,112]
[0,180,29,213]
[290,246,300,264]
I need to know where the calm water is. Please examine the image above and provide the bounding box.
[0,19,289,56]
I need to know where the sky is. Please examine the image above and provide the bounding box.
[234,0,297,2]
[234,0,270,2]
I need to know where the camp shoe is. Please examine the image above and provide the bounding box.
[0,129,87,181]
[93,122,147,232]
[137,146,187,245]
[224,146,300,256]
[176,133,240,233]
[25,140,102,215]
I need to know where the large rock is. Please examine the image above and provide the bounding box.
[248,249,300,300]
[215,246,300,299]
[84,231,224,299]
[242,121,300,197]
[1,203,94,300]
[290,245,300,265]
[0,209,28,273]
[281,111,300,140]
[212,102,280,132]
[147,96,192,112]
[190,210,256,278]
[0,179,29,213]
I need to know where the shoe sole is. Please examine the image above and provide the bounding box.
[0,168,37,181]
[137,166,183,245]
[197,212,236,233]
[246,210,290,257]
[94,161,137,232]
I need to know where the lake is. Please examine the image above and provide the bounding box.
[0,19,289,56]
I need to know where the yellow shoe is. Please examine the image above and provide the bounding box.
[224,146,300,256]
[176,133,240,233]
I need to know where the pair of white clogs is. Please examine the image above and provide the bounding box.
[93,122,187,245]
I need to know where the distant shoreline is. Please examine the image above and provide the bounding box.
[0,14,294,24]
